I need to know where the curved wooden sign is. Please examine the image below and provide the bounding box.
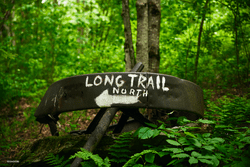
[34,72,204,123]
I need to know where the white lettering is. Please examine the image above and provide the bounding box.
[136,89,142,96]
[113,87,119,94]
[94,75,102,86]
[129,89,135,95]
[128,74,138,87]
[86,74,170,95]
[138,74,147,89]
[104,75,114,86]
[116,75,125,87]
[147,76,154,89]
[121,89,127,94]
[156,76,160,89]
[86,76,93,87]
[162,77,169,91]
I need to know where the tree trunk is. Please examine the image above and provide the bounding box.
[148,0,161,73]
[77,0,84,54]
[234,1,241,92]
[147,0,161,125]
[136,0,148,72]
[194,0,209,83]
[122,0,135,72]
[48,0,58,84]
[123,0,162,124]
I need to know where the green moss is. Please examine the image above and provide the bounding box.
[16,134,89,166]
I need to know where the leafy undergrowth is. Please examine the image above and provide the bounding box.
[60,93,250,167]
[69,119,250,167]
[0,97,122,166]
[1,92,250,167]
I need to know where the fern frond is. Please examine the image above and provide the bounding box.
[108,152,130,158]
[45,153,70,167]
[110,144,130,148]
[110,158,128,163]
[123,150,159,167]
[108,132,134,164]
[70,148,111,167]
[108,148,131,153]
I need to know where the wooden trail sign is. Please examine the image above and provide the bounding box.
[35,72,204,124]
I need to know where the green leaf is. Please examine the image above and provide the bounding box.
[211,156,220,166]
[214,153,224,160]
[202,145,215,151]
[198,119,215,124]
[145,122,158,128]
[215,125,230,128]
[158,124,165,130]
[210,137,225,144]
[124,150,158,167]
[167,159,178,166]
[191,151,202,158]
[178,137,190,145]
[199,158,214,165]
[189,138,202,148]
[104,157,110,165]
[184,132,196,138]
[163,148,184,153]
[200,155,214,159]
[152,129,160,138]
[184,147,195,151]
[133,164,143,167]
[145,153,155,163]
[172,153,190,158]
[240,136,250,144]
[189,157,198,165]
[166,139,181,146]
[202,133,211,138]
[158,151,169,157]
[138,127,154,139]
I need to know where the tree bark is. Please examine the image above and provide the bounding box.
[194,0,209,83]
[122,0,135,72]
[77,0,84,54]
[234,1,241,90]
[136,0,148,72]
[148,0,161,73]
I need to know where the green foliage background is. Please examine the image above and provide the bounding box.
[1,0,250,106]
[0,0,250,166]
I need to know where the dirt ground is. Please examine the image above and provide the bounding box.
[0,98,124,164]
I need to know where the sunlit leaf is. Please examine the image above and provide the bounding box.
[166,139,181,146]
[184,147,195,151]
[138,127,154,139]
[172,153,190,158]
[198,119,215,124]
[202,145,215,151]
[191,151,202,158]
[163,148,184,153]
[189,138,202,148]
[189,157,198,165]
[184,132,196,138]
[210,138,225,144]
[199,158,214,165]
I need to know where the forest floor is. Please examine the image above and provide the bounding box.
[0,97,124,164]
